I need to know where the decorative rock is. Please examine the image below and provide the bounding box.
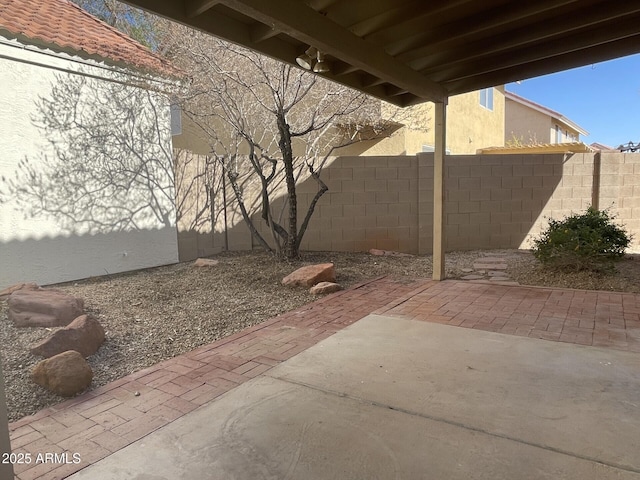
[0,282,40,300]
[8,289,84,328]
[310,282,342,295]
[30,315,105,358]
[473,263,507,270]
[369,249,412,257]
[460,268,474,273]
[461,274,486,280]
[31,351,93,397]
[487,270,509,277]
[282,263,336,288]
[194,258,219,267]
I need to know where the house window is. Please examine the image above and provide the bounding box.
[555,125,562,144]
[421,145,451,154]
[479,88,493,110]
[170,103,182,136]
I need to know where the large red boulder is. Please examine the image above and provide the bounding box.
[282,263,336,288]
[8,289,84,328]
[0,282,40,301]
[31,350,93,397]
[30,315,105,358]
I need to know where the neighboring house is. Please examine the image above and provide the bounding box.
[590,142,619,152]
[347,86,506,156]
[0,0,180,289]
[504,90,588,145]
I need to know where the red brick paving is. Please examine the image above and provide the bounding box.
[9,277,640,479]
[376,280,640,352]
[8,276,424,480]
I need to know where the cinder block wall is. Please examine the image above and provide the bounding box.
[598,153,640,238]
[296,156,420,253]
[435,153,595,252]
[293,152,638,254]
[179,151,640,257]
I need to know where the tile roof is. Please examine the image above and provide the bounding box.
[0,0,178,77]
[590,142,619,152]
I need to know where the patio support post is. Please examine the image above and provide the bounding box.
[0,358,14,479]
[433,99,448,281]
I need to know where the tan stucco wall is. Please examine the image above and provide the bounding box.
[348,88,506,156]
[175,88,506,160]
[172,114,212,156]
[506,98,582,145]
[443,86,506,154]
[505,98,550,144]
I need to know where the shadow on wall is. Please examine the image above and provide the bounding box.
[203,154,571,255]
[178,151,640,259]
[0,72,177,233]
[0,71,180,286]
[0,227,178,290]
[437,154,570,253]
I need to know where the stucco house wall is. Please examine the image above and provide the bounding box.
[0,38,178,289]
[505,91,586,145]
[355,87,506,156]
[505,97,552,144]
[443,86,506,154]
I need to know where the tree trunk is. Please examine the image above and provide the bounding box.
[226,171,272,253]
[276,110,298,258]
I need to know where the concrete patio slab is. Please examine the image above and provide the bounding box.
[68,314,640,479]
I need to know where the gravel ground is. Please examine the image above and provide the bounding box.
[2,248,639,422]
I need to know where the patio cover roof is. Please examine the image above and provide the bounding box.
[477,142,594,155]
[120,0,640,107]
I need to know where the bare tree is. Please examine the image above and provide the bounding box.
[70,0,159,49]
[167,29,398,258]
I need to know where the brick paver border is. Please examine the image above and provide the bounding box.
[8,277,640,479]
[9,276,428,480]
[377,280,640,352]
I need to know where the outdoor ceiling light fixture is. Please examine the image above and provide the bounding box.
[313,51,329,73]
[296,46,316,70]
[296,46,329,73]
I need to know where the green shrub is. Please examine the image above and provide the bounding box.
[532,207,631,272]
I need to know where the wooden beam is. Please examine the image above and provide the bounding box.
[331,62,361,76]
[413,1,640,72]
[313,0,403,31]
[433,100,447,281]
[361,0,480,46]
[185,0,220,18]
[122,0,414,106]
[250,23,280,43]
[432,14,640,84]
[214,0,447,102]
[385,85,409,97]
[360,76,386,88]
[444,34,640,95]
[392,0,581,59]
[346,0,432,37]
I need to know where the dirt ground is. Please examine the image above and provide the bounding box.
[2,249,639,422]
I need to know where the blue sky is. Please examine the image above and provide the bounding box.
[505,53,640,148]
